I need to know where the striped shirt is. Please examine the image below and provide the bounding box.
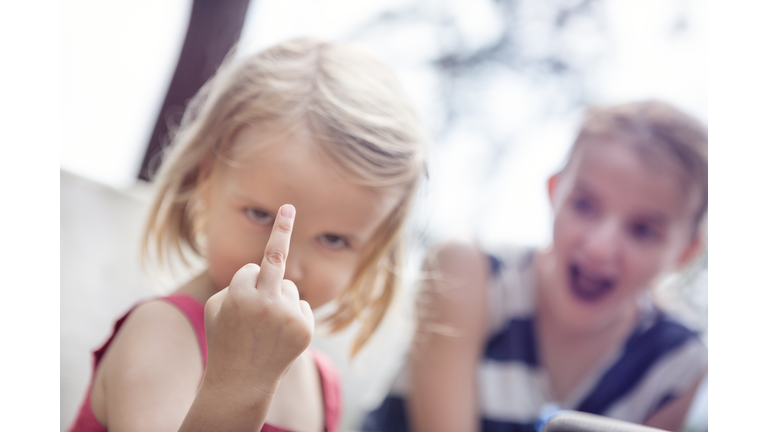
[362,245,707,432]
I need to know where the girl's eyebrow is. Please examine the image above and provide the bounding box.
[572,181,670,226]
[232,192,273,209]
[233,191,365,245]
[634,213,669,227]
[572,181,596,196]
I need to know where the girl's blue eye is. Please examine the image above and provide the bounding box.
[629,222,660,242]
[245,208,274,226]
[318,234,349,250]
[572,197,595,215]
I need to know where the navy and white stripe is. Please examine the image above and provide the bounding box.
[361,245,707,432]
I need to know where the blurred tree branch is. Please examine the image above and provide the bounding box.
[352,0,605,141]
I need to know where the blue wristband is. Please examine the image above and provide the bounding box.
[535,404,564,432]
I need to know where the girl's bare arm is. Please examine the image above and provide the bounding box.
[94,301,205,432]
[408,241,489,432]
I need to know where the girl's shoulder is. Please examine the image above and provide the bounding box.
[89,296,206,429]
[422,241,539,347]
[479,243,537,276]
[633,298,708,361]
[630,306,708,367]
[478,243,539,331]
[427,240,536,278]
[115,297,205,345]
[97,294,207,367]
[92,295,206,365]
[428,239,486,268]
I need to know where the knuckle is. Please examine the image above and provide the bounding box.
[203,298,216,316]
[238,263,260,276]
[297,330,312,349]
[204,291,223,317]
[264,248,286,266]
[275,219,292,234]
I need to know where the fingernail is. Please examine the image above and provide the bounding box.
[280,204,295,219]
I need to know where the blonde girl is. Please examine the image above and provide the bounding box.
[364,100,707,432]
[68,37,427,432]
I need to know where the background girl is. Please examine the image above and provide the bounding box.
[67,37,427,432]
[363,100,707,432]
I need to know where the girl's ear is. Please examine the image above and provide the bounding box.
[676,233,704,270]
[547,173,559,208]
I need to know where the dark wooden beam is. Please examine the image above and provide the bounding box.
[139,0,252,182]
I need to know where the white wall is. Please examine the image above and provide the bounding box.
[60,171,157,428]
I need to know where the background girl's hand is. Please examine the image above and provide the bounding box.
[202,204,314,398]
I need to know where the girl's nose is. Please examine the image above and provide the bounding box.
[583,218,621,263]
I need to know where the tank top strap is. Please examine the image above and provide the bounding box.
[310,348,342,432]
[159,293,208,368]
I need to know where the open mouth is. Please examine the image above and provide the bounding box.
[568,264,615,302]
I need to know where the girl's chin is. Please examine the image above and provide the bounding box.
[560,292,644,335]
[553,304,623,335]
[545,285,612,331]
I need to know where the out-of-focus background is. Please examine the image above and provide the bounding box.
[60,0,709,431]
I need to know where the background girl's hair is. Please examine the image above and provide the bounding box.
[142,37,428,356]
[571,100,708,229]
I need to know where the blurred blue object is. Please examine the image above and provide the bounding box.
[535,404,563,432]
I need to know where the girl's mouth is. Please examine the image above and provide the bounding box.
[568,264,615,302]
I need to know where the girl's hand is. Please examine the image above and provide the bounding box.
[201,204,314,400]
[179,204,313,431]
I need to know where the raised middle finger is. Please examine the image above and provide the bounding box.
[256,204,295,293]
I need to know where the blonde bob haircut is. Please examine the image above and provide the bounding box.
[143,37,428,356]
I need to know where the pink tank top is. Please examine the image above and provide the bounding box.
[66,293,341,432]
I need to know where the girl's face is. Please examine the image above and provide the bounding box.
[543,138,702,332]
[199,123,403,309]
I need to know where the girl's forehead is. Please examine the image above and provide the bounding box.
[213,123,405,228]
[227,120,312,160]
[566,139,702,218]
[224,120,407,195]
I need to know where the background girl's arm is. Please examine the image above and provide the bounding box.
[408,241,489,432]
[643,370,707,432]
